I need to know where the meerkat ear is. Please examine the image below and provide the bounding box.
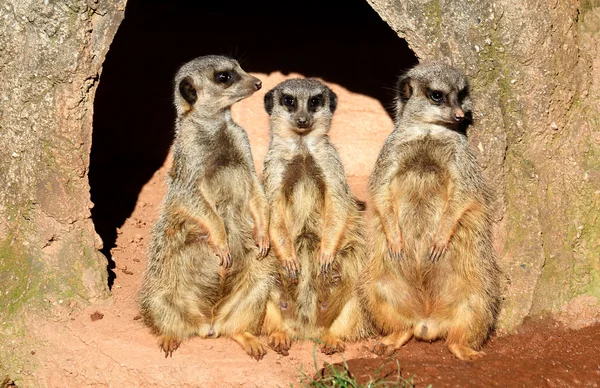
[328,88,338,113]
[179,76,197,105]
[264,90,275,115]
[397,76,413,102]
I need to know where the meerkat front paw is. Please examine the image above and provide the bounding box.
[282,256,301,282]
[428,236,449,262]
[386,238,404,261]
[318,249,336,273]
[211,243,232,268]
[254,231,270,259]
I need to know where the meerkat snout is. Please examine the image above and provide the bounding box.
[453,107,465,122]
[264,78,337,136]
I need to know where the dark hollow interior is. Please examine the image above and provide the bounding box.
[89,0,418,288]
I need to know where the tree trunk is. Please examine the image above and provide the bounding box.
[0,0,125,321]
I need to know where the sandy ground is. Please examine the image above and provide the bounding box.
[20,73,600,387]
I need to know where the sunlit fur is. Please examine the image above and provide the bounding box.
[261,79,371,355]
[138,56,276,360]
[358,63,500,361]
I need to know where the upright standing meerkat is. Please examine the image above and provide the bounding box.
[358,63,500,360]
[261,79,369,355]
[138,55,275,360]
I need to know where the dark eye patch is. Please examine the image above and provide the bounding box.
[427,89,445,104]
[281,94,297,111]
[214,69,240,87]
[308,94,323,112]
[457,86,469,102]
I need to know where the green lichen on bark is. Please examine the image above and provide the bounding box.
[0,235,33,316]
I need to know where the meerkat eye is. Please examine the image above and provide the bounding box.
[429,90,445,103]
[458,87,469,101]
[282,95,296,108]
[309,95,323,110]
[214,71,234,85]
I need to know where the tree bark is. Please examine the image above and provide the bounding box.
[0,0,126,320]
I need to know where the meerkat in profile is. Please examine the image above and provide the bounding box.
[358,63,500,360]
[260,79,369,355]
[138,55,276,360]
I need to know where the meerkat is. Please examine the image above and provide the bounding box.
[358,63,500,361]
[260,78,370,355]
[138,55,276,360]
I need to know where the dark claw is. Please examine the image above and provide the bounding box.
[258,244,270,258]
[388,247,402,261]
[429,247,446,262]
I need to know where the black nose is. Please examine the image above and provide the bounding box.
[296,118,308,128]
[254,81,262,90]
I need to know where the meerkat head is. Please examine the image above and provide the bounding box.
[395,63,472,130]
[173,55,262,117]
[263,78,337,137]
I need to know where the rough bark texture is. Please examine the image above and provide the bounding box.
[367,0,600,331]
[0,0,125,370]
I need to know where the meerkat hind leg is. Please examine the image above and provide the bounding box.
[319,295,364,355]
[446,318,486,361]
[268,330,292,356]
[372,330,413,357]
[231,332,267,361]
[445,299,489,361]
[158,335,182,358]
[320,332,346,355]
[447,343,484,361]
[263,299,292,356]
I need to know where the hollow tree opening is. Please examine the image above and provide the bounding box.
[89,0,418,288]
